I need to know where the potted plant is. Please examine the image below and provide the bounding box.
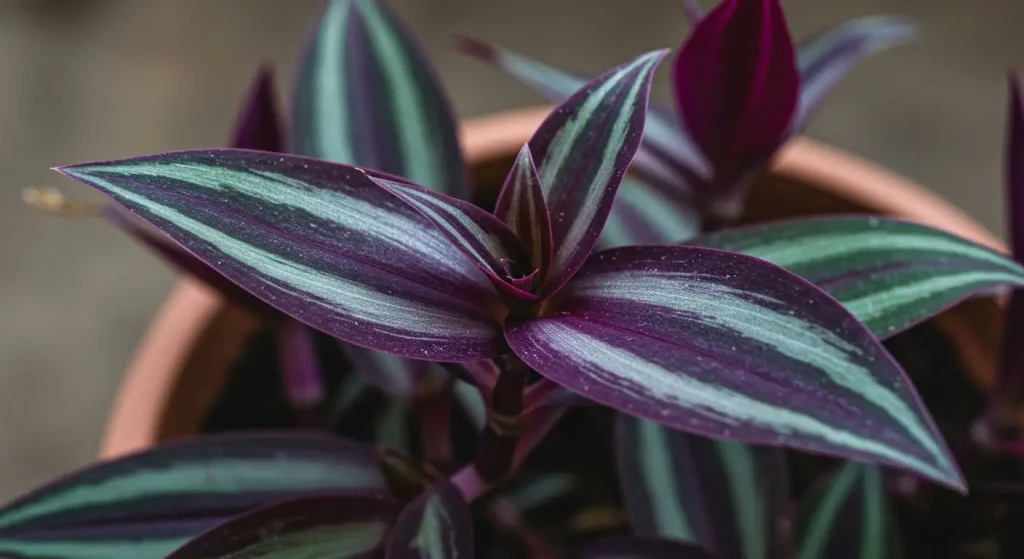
[10,0,1024,557]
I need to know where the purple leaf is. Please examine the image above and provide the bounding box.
[795,463,898,559]
[58,149,505,361]
[457,40,707,247]
[166,493,398,558]
[673,0,798,184]
[572,536,717,558]
[292,0,467,198]
[506,245,963,490]
[795,16,916,130]
[0,434,387,558]
[495,145,554,277]
[385,480,473,558]
[691,216,1024,338]
[371,175,536,300]
[616,415,792,559]
[528,49,667,297]
[230,66,285,152]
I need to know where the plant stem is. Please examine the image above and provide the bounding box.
[274,320,326,429]
[474,354,529,482]
[414,380,455,472]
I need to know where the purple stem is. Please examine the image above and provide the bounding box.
[274,320,326,427]
[414,381,456,472]
[473,355,529,482]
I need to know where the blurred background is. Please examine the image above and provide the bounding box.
[0,0,1023,500]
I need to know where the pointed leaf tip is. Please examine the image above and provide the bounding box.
[292,0,466,197]
[528,49,667,297]
[495,145,553,276]
[674,0,798,172]
[509,245,965,491]
[60,149,506,361]
[231,65,284,152]
[796,15,918,129]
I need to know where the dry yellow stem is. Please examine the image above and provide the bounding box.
[22,187,101,217]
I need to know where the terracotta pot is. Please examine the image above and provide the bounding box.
[99,106,1007,459]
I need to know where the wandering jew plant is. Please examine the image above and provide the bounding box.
[10,0,1024,557]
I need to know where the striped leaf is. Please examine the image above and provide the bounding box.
[457,39,707,244]
[371,175,535,300]
[231,66,284,152]
[0,519,222,559]
[0,434,387,559]
[507,245,963,490]
[292,0,466,198]
[616,415,790,559]
[692,216,1024,337]
[59,149,506,361]
[598,175,702,249]
[495,145,553,277]
[386,481,473,558]
[166,494,398,558]
[572,536,717,558]
[528,50,667,296]
[795,463,899,559]
[795,16,917,130]
[457,37,709,192]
